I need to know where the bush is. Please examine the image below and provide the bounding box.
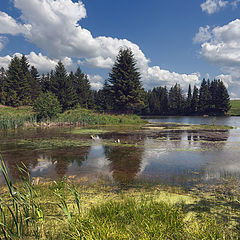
[33,92,62,120]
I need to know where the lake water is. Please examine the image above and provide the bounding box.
[1,116,240,188]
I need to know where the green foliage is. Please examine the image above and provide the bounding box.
[55,107,144,126]
[1,55,31,107]
[107,48,145,113]
[33,92,62,120]
[0,157,44,239]
[50,61,76,111]
[169,83,185,115]
[0,106,36,130]
[73,67,91,108]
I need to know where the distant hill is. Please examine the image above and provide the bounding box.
[229,100,240,116]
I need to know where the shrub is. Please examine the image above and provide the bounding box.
[33,92,62,120]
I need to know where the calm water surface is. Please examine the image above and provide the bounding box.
[1,116,240,187]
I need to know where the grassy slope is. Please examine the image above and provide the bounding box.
[229,100,240,116]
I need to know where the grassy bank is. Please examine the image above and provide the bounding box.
[229,100,240,116]
[0,106,145,130]
[0,106,36,130]
[0,159,239,239]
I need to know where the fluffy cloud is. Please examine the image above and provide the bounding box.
[88,75,104,90]
[193,26,211,44]
[0,0,200,90]
[0,36,8,51]
[0,52,75,72]
[201,0,228,14]
[142,66,200,90]
[195,19,240,97]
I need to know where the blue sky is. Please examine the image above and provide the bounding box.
[0,0,240,97]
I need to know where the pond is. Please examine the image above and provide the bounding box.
[1,116,240,188]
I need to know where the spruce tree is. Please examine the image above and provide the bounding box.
[51,61,76,111]
[0,67,6,104]
[108,48,144,113]
[199,79,211,114]
[215,80,231,114]
[191,85,199,114]
[169,83,185,114]
[30,66,41,101]
[2,55,31,106]
[186,84,192,114]
[73,67,91,108]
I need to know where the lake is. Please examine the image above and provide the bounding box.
[1,116,240,188]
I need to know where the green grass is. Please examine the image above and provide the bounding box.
[55,108,146,126]
[0,105,146,130]
[0,106,36,130]
[229,100,240,116]
[0,156,239,239]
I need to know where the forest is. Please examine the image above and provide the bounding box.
[0,48,231,117]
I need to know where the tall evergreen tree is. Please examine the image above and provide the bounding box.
[199,79,211,114]
[186,84,192,114]
[191,85,199,114]
[108,48,144,113]
[0,67,6,104]
[168,83,185,114]
[73,67,91,108]
[2,55,31,106]
[51,61,76,111]
[30,66,41,101]
[215,80,231,114]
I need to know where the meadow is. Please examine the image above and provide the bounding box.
[229,100,240,116]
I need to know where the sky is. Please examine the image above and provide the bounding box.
[0,0,240,98]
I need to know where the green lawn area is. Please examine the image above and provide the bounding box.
[229,100,240,116]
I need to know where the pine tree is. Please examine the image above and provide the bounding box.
[199,79,211,114]
[191,85,199,114]
[169,83,185,114]
[73,67,91,108]
[108,48,144,113]
[215,80,231,114]
[2,55,31,106]
[51,61,76,111]
[30,66,41,101]
[186,84,192,114]
[0,67,6,104]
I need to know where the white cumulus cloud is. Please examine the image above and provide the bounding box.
[0,52,75,72]
[0,0,201,90]
[195,19,240,97]
[201,0,228,14]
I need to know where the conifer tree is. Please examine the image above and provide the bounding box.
[215,80,231,114]
[169,83,185,114]
[51,61,76,111]
[199,79,211,114]
[186,84,192,114]
[191,85,199,114]
[108,48,144,113]
[73,67,91,108]
[2,55,31,106]
[0,67,6,104]
[30,66,41,101]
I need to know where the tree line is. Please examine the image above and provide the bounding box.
[0,49,231,116]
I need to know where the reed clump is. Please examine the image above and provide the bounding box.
[0,106,36,130]
[54,108,145,126]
